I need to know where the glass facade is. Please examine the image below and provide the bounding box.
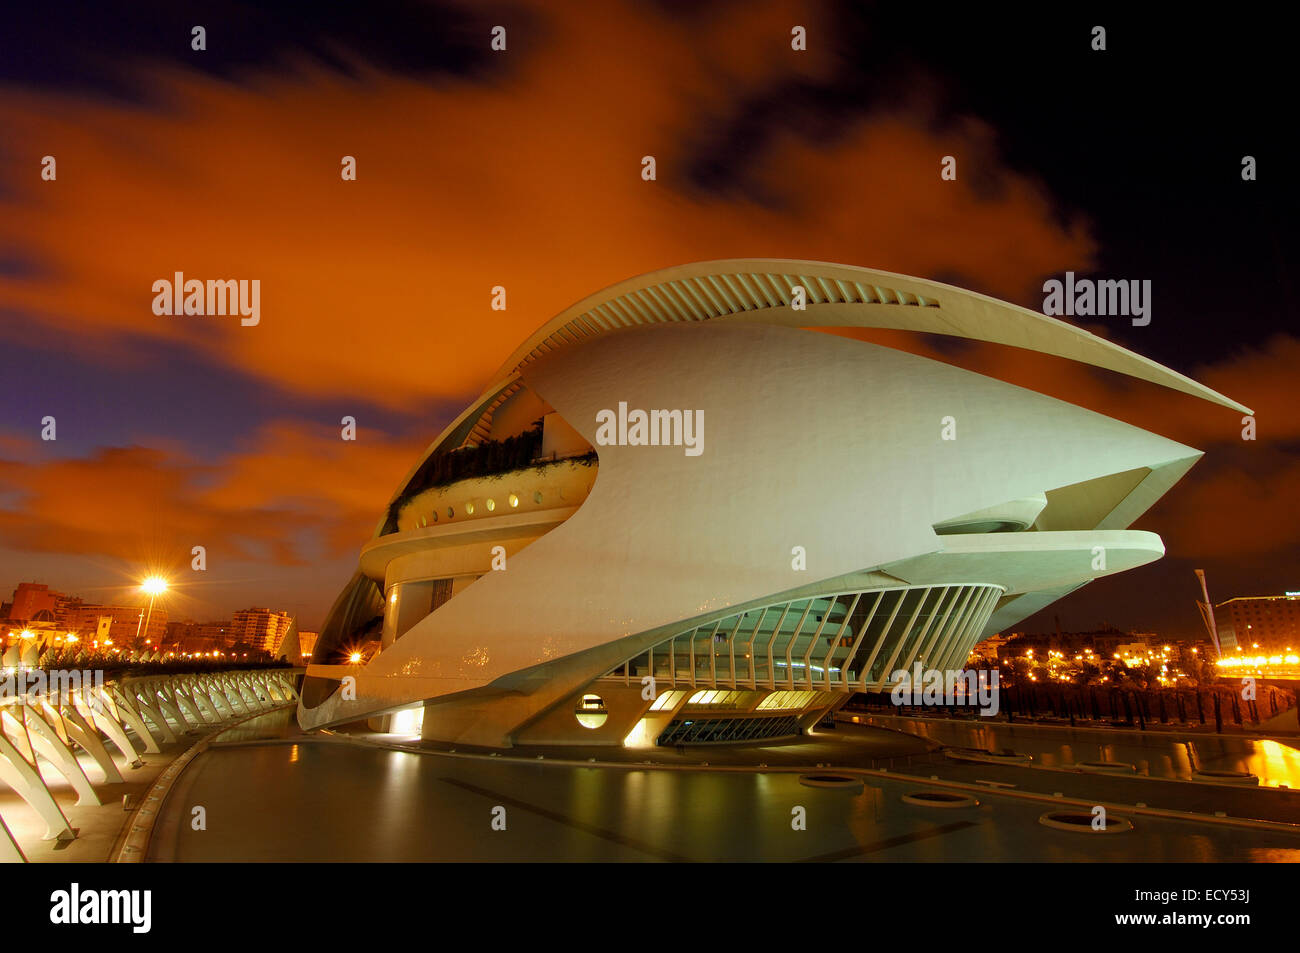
[655,714,802,746]
[620,583,1003,693]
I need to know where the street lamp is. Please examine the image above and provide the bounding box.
[134,576,169,644]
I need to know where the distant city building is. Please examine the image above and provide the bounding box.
[232,608,294,655]
[998,627,1152,662]
[968,632,1010,663]
[163,620,237,655]
[5,581,166,645]
[4,581,300,660]
[1114,641,1152,659]
[1217,595,1300,653]
[6,582,59,621]
[59,602,168,647]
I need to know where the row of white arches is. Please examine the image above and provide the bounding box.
[0,668,298,862]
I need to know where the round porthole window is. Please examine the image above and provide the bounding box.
[486,498,496,512]
[574,693,608,729]
[508,494,519,508]
[533,491,543,504]
[465,501,475,515]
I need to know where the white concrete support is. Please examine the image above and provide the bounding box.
[857,593,907,690]
[1,668,294,859]
[0,729,74,841]
[894,586,953,680]
[914,587,975,673]
[121,689,177,746]
[202,682,235,718]
[105,689,161,754]
[784,602,815,690]
[801,597,837,688]
[924,588,982,677]
[185,684,222,723]
[0,812,25,862]
[149,687,190,731]
[77,691,142,766]
[840,593,883,686]
[0,709,35,762]
[167,686,203,727]
[20,706,101,807]
[239,676,270,711]
[58,704,124,784]
[216,679,250,716]
[821,592,862,690]
[268,674,289,702]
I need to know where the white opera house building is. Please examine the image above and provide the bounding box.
[297,260,1248,748]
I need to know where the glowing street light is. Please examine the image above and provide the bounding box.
[135,575,170,644]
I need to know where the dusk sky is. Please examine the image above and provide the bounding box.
[0,1,1294,637]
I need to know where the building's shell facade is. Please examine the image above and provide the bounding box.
[298,260,1247,748]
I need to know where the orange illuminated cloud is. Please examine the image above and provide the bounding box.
[7,0,1287,590]
[0,0,1093,412]
[0,424,424,565]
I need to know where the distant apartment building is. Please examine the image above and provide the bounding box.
[164,619,238,655]
[1217,594,1300,653]
[4,582,167,645]
[232,608,294,655]
[59,602,168,646]
[5,582,59,621]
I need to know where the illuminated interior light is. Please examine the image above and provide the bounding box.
[575,693,608,729]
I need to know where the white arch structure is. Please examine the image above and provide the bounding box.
[0,668,298,861]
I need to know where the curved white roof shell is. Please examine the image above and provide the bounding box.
[489,259,1248,412]
[382,259,1248,528]
[301,261,1248,743]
